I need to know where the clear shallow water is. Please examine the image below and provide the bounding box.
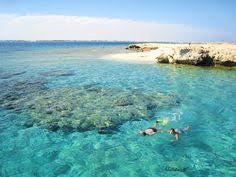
[0,41,236,177]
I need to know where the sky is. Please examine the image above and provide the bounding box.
[0,0,235,42]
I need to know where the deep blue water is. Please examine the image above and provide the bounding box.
[0,41,236,177]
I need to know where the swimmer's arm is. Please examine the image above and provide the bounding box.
[175,134,179,141]
[170,134,179,142]
[183,125,190,132]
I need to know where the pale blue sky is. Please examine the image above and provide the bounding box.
[0,0,235,41]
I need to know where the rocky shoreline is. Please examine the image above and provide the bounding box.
[126,43,236,67]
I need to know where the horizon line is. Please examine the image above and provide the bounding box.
[0,40,233,44]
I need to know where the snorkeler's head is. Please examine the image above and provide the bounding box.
[169,128,175,134]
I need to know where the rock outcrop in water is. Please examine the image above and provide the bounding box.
[126,43,236,67]
[0,79,179,133]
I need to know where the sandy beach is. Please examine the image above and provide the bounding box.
[103,51,157,64]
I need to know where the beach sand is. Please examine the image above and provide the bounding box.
[102,48,170,64]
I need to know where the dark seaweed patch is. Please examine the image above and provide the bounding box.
[0,71,26,79]
[40,70,75,77]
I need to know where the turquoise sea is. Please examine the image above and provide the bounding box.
[0,41,235,177]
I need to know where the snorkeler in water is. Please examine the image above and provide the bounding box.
[169,126,190,141]
[139,127,157,136]
[139,127,158,136]
[139,120,164,136]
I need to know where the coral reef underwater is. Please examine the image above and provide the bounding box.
[0,78,179,133]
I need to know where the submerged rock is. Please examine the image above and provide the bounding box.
[24,120,34,128]
[165,162,187,172]
[115,95,134,106]
[0,79,47,112]
[25,86,178,133]
[40,70,75,77]
[0,71,26,79]
[0,79,179,133]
